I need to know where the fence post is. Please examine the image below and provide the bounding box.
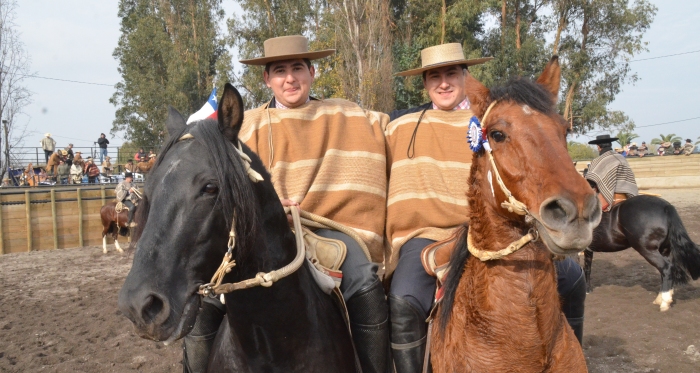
[0,193,4,255]
[25,190,32,251]
[77,188,83,247]
[36,147,39,165]
[51,189,58,250]
[101,185,106,205]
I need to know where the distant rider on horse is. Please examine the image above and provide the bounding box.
[586,134,638,212]
[115,172,140,227]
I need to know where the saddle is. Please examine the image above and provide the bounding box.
[300,227,347,288]
[420,226,466,284]
[115,202,130,213]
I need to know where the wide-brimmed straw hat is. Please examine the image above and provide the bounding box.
[45,133,51,137]
[239,35,335,65]
[396,43,493,77]
[149,154,156,158]
[588,134,619,145]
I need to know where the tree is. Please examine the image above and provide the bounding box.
[567,140,598,160]
[651,133,682,145]
[0,0,32,179]
[615,131,639,147]
[111,0,233,147]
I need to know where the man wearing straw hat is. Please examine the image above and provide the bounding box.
[182,35,391,373]
[40,133,56,164]
[385,43,587,371]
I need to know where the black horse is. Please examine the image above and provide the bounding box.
[584,195,700,311]
[118,84,357,372]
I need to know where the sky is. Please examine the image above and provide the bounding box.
[12,0,700,149]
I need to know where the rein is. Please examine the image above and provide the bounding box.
[175,132,306,297]
[468,100,539,261]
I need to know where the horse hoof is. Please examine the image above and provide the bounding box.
[660,304,670,312]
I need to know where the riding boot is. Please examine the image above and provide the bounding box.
[389,294,428,373]
[183,297,226,373]
[561,270,586,345]
[346,279,391,373]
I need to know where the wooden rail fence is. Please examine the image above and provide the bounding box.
[0,186,117,255]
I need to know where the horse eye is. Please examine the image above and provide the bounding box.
[490,131,506,143]
[202,183,218,195]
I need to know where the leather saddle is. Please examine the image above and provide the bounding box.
[420,226,467,284]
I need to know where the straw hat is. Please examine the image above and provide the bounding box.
[631,142,637,146]
[60,150,68,156]
[149,154,156,158]
[239,35,335,65]
[45,133,51,137]
[396,43,493,77]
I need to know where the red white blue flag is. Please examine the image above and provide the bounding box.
[186,88,218,124]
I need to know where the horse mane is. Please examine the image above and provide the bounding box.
[131,119,260,264]
[437,76,559,331]
[489,77,556,116]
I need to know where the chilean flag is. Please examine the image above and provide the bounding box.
[186,88,218,124]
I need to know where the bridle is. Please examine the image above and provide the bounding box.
[174,133,306,297]
[466,100,540,261]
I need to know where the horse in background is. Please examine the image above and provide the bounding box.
[431,57,600,372]
[118,84,356,372]
[584,195,700,311]
[135,155,156,173]
[99,201,129,254]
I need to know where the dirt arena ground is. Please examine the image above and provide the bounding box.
[0,187,699,373]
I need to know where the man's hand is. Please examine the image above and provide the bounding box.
[129,187,135,193]
[280,199,299,224]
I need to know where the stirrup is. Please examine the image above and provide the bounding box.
[128,222,138,228]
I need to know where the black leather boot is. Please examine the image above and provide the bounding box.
[346,279,391,373]
[389,294,428,373]
[183,297,226,373]
[561,270,586,345]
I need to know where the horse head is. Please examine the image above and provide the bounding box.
[467,56,601,255]
[118,84,275,343]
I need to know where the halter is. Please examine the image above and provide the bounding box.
[175,132,306,297]
[467,101,539,261]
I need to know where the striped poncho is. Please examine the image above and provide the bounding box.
[239,99,390,263]
[585,150,638,206]
[384,109,474,273]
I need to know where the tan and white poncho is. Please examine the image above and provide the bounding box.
[239,99,390,263]
[385,109,475,274]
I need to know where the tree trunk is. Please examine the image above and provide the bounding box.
[515,0,522,72]
[441,0,446,44]
[563,7,589,122]
[501,0,506,48]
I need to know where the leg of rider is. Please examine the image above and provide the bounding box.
[124,200,135,224]
[315,228,390,373]
[556,256,586,345]
[182,297,226,373]
[388,238,436,373]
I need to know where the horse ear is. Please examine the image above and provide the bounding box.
[166,106,187,137]
[464,73,491,118]
[536,55,561,101]
[218,83,245,140]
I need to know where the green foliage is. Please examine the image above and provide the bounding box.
[111,0,232,146]
[615,131,639,147]
[651,133,682,145]
[567,141,598,161]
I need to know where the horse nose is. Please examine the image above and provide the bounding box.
[581,193,602,224]
[118,288,171,333]
[539,196,578,229]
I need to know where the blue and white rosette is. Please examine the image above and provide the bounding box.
[467,116,491,152]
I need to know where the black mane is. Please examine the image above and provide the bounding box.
[132,119,260,263]
[489,77,556,116]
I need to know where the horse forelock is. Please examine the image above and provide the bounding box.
[132,119,260,263]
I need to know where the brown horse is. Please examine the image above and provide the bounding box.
[100,201,130,254]
[430,57,601,372]
[135,156,156,173]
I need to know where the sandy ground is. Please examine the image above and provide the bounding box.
[0,187,699,372]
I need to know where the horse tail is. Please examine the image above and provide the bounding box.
[666,204,700,284]
[437,226,470,332]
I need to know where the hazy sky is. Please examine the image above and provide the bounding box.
[13,1,700,149]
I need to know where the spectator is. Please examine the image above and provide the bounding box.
[64,143,75,166]
[657,141,671,156]
[683,139,695,156]
[46,150,65,177]
[74,151,83,164]
[97,133,109,163]
[84,157,100,184]
[628,142,639,157]
[124,159,135,172]
[40,133,56,164]
[133,147,146,162]
[1,177,11,187]
[70,160,83,184]
[638,141,648,157]
[57,159,70,184]
[102,156,113,175]
[148,150,155,159]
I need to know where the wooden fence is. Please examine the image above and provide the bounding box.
[0,186,120,254]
